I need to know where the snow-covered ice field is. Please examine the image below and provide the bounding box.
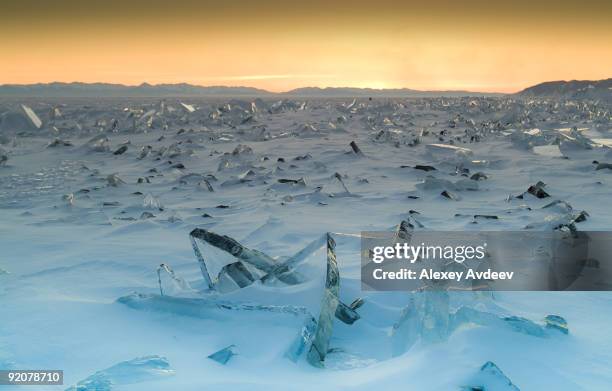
[1,96,611,390]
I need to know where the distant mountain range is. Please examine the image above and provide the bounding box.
[0,83,271,97]
[283,87,498,98]
[0,80,609,99]
[516,78,611,100]
[0,82,499,98]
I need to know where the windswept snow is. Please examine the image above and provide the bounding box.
[0,96,611,390]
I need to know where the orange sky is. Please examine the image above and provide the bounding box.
[0,0,610,92]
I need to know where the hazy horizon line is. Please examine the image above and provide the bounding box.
[1,77,609,96]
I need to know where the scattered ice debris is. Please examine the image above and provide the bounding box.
[65,355,174,391]
[20,104,42,129]
[558,126,599,152]
[207,345,237,365]
[106,174,125,187]
[461,361,520,391]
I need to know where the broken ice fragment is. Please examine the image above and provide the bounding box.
[278,178,307,186]
[113,145,128,155]
[65,355,174,391]
[525,181,550,199]
[474,214,498,220]
[207,345,237,365]
[21,104,42,129]
[413,165,436,172]
[470,172,488,180]
[180,102,196,113]
[286,316,317,362]
[62,193,75,206]
[441,190,458,200]
[462,361,521,391]
[84,135,111,152]
[333,172,351,194]
[48,138,73,147]
[157,263,192,296]
[307,233,340,367]
[595,162,612,170]
[426,143,473,158]
[106,174,125,187]
[572,211,589,223]
[334,300,361,325]
[138,145,152,159]
[143,193,163,210]
[349,298,365,310]
[544,315,569,334]
[349,140,363,155]
[502,316,546,337]
[0,147,8,166]
[189,228,279,290]
[140,211,155,219]
[200,179,214,192]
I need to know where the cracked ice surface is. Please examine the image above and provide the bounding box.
[0,96,611,390]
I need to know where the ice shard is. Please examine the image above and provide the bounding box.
[157,263,193,296]
[333,172,351,194]
[307,233,340,367]
[106,174,125,187]
[20,104,42,129]
[349,140,363,155]
[179,102,196,113]
[285,316,317,362]
[84,135,111,152]
[462,361,521,391]
[207,345,237,365]
[544,314,569,334]
[118,292,311,318]
[392,291,451,355]
[65,355,174,391]
[0,146,7,166]
[189,228,280,290]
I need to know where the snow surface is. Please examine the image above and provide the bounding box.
[0,96,611,390]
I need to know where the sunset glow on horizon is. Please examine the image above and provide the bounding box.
[1,0,610,93]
